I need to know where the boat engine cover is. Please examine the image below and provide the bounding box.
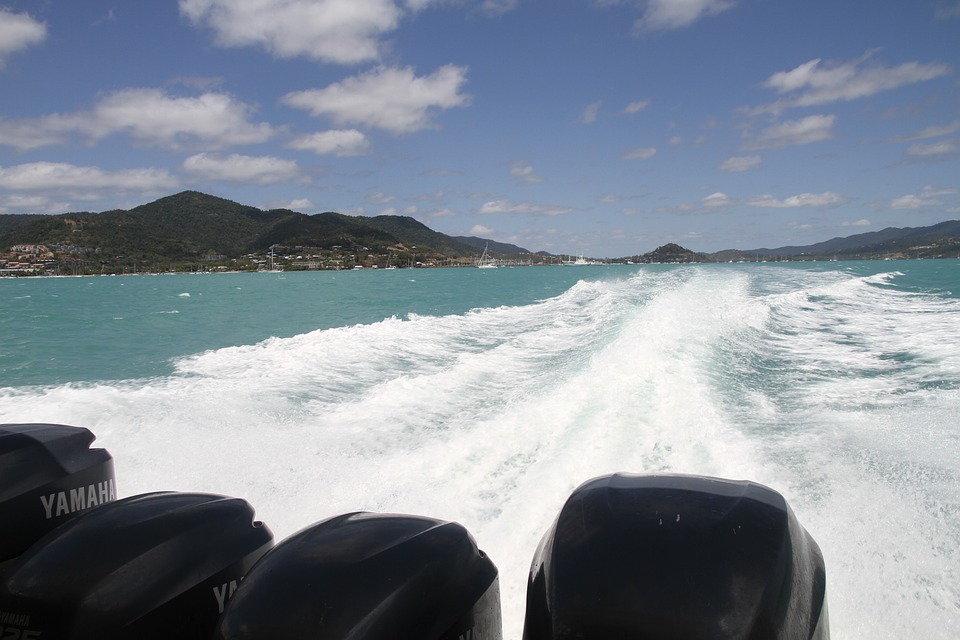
[522,473,828,640]
[0,491,273,639]
[215,511,501,640]
[0,423,116,571]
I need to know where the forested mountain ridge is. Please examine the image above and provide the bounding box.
[0,191,484,269]
[2,191,959,274]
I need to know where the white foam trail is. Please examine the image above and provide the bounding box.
[1,266,957,638]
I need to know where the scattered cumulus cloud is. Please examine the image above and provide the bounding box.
[0,162,178,192]
[282,65,470,134]
[282,198,315,211]
[470,224,495,236]
[179,0,402,65]
[890,185,958,209]
[423,207,456,218]
[0,9,46,69]
[0,89,275,151]
[478,199,573,216]
[890,195,940,209]
[841,219,871,227]
[742,114,835,150]
[719,155,761,172]
[906,138,959,158]
[895,120,960,141]
[581,101,602,124]
[623,146,657,160]
[622,99,651,115]
[702,192,733,207]
[754,50,951,114]
[182,153,301,184]
[746,192,846,208]
[0,194,72,215]
[634,0,738,32]
[686,190,847,211]
[288,129,370,156]
[510,162,544,184]
[368,191,396,204]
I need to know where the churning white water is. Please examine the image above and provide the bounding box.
[1,264,958,638]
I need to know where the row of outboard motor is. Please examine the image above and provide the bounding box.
[0,423,829,639]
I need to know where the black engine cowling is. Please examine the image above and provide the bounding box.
[0,423,116,574]
[523,473,828,640]
[0,491,273,639]
[215,511,501,640]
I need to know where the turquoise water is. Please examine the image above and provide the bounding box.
[1,261,959,638]
[1,266,621,386]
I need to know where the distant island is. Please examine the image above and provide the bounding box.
[1,191,958,276]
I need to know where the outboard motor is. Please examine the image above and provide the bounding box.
[215,511,501,640]
[0,423,116,574]
[0,491,273,639]
[523,473,828,640]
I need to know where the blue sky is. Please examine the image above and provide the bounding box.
[1,0,958,256]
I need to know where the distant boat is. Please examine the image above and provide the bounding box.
[563,253,595,266]
[477,244,498,269]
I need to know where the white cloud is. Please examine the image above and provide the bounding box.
[896,120,960,141]
[423,207,456,218]
[368,191,396,204]
[94,90,276,149]
[742,115,835,150]
[179,0,401,65]
[0,194,72,215]
[478,200,573,216]
[510,162,544,184]
[756,51,951,113]
[182,153,301,184]
[920,185,959,197]
[702,192,732,207]
[747,192,846,208]
[469,224,495,236]
[623,146,657,160]
[890,195,940,209]
[718,155,761,172]
[906,138,959,157]
[622,99,651,115]
[0,89,275,151]
[842,219,871,227]
[0,162,178,192]
[890,186,958,209]
[0,9,46,68]
[283,198,315,211]
[288,129,370,156]
[581,101,601,124]
[282,65,470,134]
[634,0,738,32]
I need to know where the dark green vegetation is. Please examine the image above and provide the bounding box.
[0,192,535,274]
[1,191,959,275]
[708,220,960,262]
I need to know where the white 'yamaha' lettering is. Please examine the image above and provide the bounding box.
[0,612,42,640]
[213,580,239,614]
[40,479,116,519]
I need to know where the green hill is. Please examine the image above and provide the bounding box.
[3,191,959,274]
[0,191,480,271]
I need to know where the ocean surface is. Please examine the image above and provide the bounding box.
[1,261,958,638]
